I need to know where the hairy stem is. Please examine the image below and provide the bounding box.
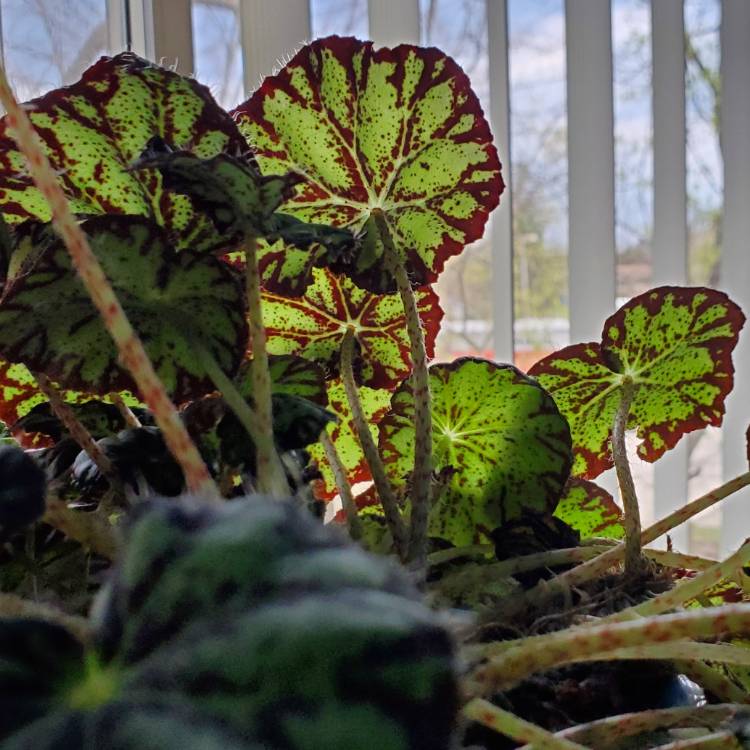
[372,209,432,568]
[0,591,91,644]
[35,373,117,484]
[613,377,643,576]
[607,540,750,623]
[198,346,287,496]
[512,472,750,615]
[243,234,288,496]
[650,732,742,750]
[471,602,750,694]
[319,428,362,540]
[340,328,407,557]
[520,705,739,750]
[463,699,589,750]
[0,64,218,499]
[109,392,141,428]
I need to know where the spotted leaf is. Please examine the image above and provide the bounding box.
[308,379,392,499]
[0,53,248,252]
[0,216,247,402]
[553,478,624,540]
[0,360,142,448]
[263,266,442,388]
[379,358,572,546]
[530,286,745,478]
[233,36,503,293]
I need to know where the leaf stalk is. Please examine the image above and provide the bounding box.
[340,327,407,557]
[0,63,218,500]
[372,208,433,568]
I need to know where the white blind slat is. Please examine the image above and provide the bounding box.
[651,0,688,550]
[368,0,420,47]
[719,0,750,555]
[565,0,616,342]
[239,0,311,95]
[487,0,513,363]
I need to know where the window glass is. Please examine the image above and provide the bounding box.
[192,0,244,110]
[2,0,109,100]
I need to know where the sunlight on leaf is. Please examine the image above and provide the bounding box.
[530,287,745,478]
[233,36,503,293]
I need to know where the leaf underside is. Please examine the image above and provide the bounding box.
[379,358,572,546]
[263,266,442,388]
[233,36,504,293]
[0,216,247,402]
[530,286,746,479]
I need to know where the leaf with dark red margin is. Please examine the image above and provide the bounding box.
[553,478,624,540]
[379,358,572,546]
[233,36,503,293]
[530,286,745,479]
[0,216,247,402]
[308,379,392,499]
[0,53,248,253]
[0,359,143,447]
[263,266,442,388]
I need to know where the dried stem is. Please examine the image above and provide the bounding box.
[42,493,120,560]
[463,698,589,750]
[319,428,362,540]
[372,209,432,568]
[0,591,91,644]
[612,377,643,575]
[109,392,141,428]
[0,64,218,499]
[471,602,750,694]
[512,472,750,615]
[340,328,407,557]
[35,373,116,483]
[243,234,288,496]
[522,705,740,750]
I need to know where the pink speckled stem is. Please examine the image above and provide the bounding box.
[35,373,116,482]
[340,328,407,558]
[606,540,750,623]
[372,209,433,569]
[613,377,643,576]
[319,429,362,540]
[463,698,589,750]
[513,472,750,616]
[471,602,750,694]
[0,64,218,499]
[518,705,739,750]
[650,732,741,750]
[244,234,289,496]
[109,392,141,428]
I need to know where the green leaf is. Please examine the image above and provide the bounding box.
[233,36,503,293]
[0,216,247,402]
[0,53,248,253]
[530,286,745,478]
[263,267,442,388]
[134,141,358,296]
[0,360,142,448]
[379,358,572,546]
[553,478,624,540]
[132,139,298,240]
[308,379,392,499]
[244,354,328,406]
